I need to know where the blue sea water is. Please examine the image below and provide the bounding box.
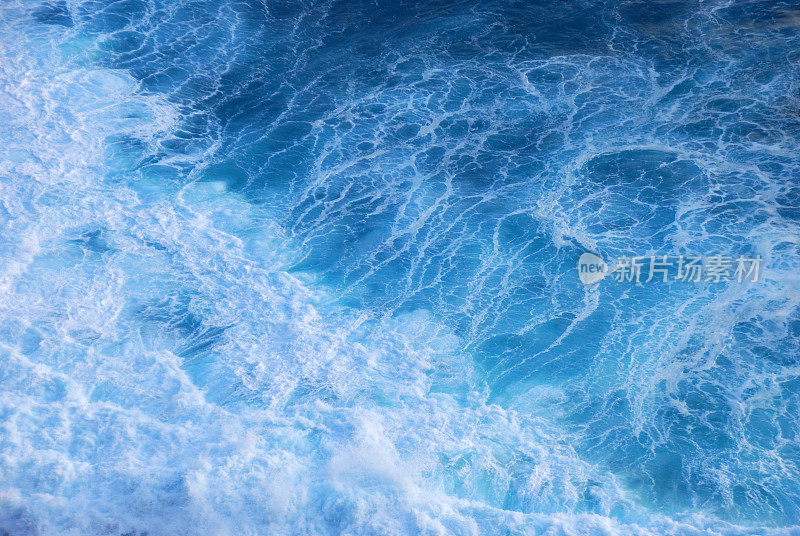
[1,0,800,534]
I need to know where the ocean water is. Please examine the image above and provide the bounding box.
[1,0,800,534]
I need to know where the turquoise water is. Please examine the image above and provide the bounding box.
[1,0,800,534]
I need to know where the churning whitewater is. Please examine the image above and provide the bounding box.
[1,0,799,535]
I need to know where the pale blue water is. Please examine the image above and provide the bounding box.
[1,1,800,534]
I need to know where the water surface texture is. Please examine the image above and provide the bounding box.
[2,0,800,534]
